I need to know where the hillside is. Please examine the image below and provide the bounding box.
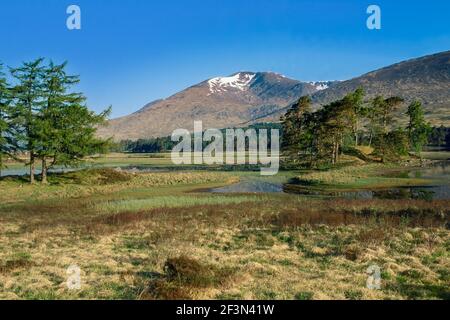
[99,51,450,140]
[97,72,333,140]
[310,51,450,124]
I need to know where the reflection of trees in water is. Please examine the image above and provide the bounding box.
[409,161,450,180]
[214,180,283,193]
[372,188,435,201]
[284,185,439,201]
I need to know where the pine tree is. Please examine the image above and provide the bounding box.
[10,59,46,183]
[319,93,355,164]
[407,101,431,157]
[0,63,12,176]
[37,61,111,183]
[349,87,365,146]
[281,96,312,161]
[373,128,409,163]
[372,96,404,133]
[281,90,368,167]
[433,126,447,147]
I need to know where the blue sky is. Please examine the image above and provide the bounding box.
[0,0,449,118]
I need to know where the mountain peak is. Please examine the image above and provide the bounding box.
[97,51,450,141]
[207,72,256,95]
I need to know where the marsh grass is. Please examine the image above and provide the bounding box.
[270,203,449,230]
[0,169,238,208]
[96,195,260,213]
[0,167,449,300]
[0,252,33,274]
[294,164,432,189]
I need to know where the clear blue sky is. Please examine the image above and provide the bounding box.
[0,0,449,117]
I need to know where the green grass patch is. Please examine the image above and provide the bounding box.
[97,195,260,213]
[294,164,433,190]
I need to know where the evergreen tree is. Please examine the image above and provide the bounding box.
[349,87,365,146]
[37,61,111,183]
[371,96,404,134]
[318,92,355,164]
[373,128,409,162]
[281,90,363,166]
[0,63,13,176]
[10,58,46,183]
[280,96,312,162]
[406,101,431,157]
[430,126,447,147]
[447,130,450,149]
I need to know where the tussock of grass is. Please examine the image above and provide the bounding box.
[164,256,234,287]
[140,256,236,300]
[61,168,133,185]
[0,253,33,274]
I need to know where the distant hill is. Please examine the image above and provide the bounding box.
[253,51,450,125]
[97,72,335,140]
[98,51,450,140]
[310,51,450,123]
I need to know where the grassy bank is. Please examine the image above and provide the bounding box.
[0,169,238,204]
[0,168,448,300]
[291,163,437,192]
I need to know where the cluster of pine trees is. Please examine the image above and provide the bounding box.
[428,126,450,148]
[0,59,110,183]
[115,123,283,153]
[281,89,431,167]
[113,137,176,153]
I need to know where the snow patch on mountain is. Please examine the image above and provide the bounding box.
[208,73,256,94]
[309,80,342,91]
[309,81,329,91]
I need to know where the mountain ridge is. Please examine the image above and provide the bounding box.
[98,51,450,141]
[97,72,334,140]
[250,51,450,125]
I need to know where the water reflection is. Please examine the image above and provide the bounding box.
[283,185,442,201]
[408,162,450,180]
[211,180,283,193]
[210,161,450,200]
[3,160,450,200]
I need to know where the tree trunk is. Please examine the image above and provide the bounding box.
[41,158,48,184]
[332,141,337,165]
[335,143,340,163]
[30,153,35,184]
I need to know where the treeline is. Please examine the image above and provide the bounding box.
[112,137,176,153]
[281,89,432,167]
[113,123,283,153]
[428,126,450,148]
[0,59,110,183]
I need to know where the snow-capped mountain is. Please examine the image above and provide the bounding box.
[207,73,256,94]
[97,51,450,141]
[98,72,329,140]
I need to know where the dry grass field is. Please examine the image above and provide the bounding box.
[0,168,448,300]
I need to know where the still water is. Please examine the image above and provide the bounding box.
[3,161,450,200]
[210,162,450,200]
